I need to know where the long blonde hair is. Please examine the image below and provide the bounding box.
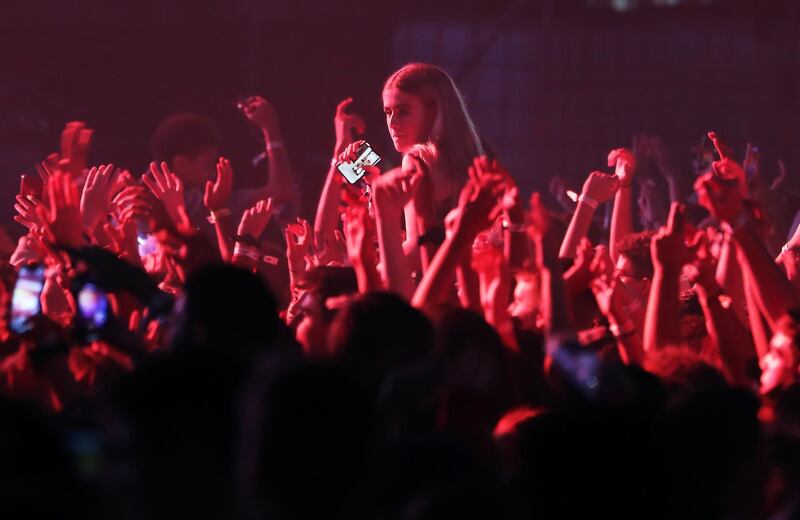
[383,63,483,206]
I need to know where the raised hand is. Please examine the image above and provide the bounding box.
[239,95,281,137]
[142,162,190,230]
[80,164,116,230]
[342,203,376,267]
[39,171,84,248]
[581,171,620,205]
[372,166,424,214]
[110,168,134,198]
[285,218,312,268]
[102,220,141,265]
[651,203,693,272]
[451,165,500,239]
[113,184,155,224]
[14,194,46,232]
[204,157,234,212]
[237,198,273,239]
[694,170,744,223]
[58,121,93,177]
[334,98,366,157]
[608,148,636,186]
[337,139,364,164]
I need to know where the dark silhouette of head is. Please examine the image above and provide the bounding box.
[175,264,283,355]
[244,359,375,520]
[328,292,434,392]
[151,113,221,189]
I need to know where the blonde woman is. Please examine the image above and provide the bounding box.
[315,63,483,297]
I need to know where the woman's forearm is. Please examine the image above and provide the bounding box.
[376,206,415,299]
[609,185,633,264]
[314,166,343,257]
[412,231,472,308]
[559,201,596,259]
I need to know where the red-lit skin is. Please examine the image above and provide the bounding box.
[382,88,435,154]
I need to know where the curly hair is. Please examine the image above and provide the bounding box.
[616,231,656,279]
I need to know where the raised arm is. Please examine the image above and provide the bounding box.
[342,201,382,293]
[315,100,365,262]
[231,199,273,272]
[240,96,295,205]
[142,162,192,232]
[413,158,500,308]
[643,203,689,353]
[285,218,313,299]
[608,148,635,264]
[204,157,234,261]
[589,245,645,365]
[696,156,799,326]
[559,171,619,259]
[690,249,757,387]
[374,167,423,299]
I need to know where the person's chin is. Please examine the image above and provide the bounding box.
[392,136,410,153]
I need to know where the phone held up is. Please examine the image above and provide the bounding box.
[75,282,111,340]
[10,264,46,334]
[337,142,381,185]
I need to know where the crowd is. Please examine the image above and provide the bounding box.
[1,62,800,519]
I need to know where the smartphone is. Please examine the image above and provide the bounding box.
[137,232,158,258]
[10,265,45,334]
[77,283,110,336]
[337,142,381,184]
[550,342,603,399]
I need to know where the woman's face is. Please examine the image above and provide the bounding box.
[382,87,435,153]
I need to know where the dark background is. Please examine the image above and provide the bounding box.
[2,0,799,229]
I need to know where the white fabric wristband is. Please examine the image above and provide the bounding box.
[578,194,599,210]
[207,208,231,224]
[233,243,260,261]
[266,141,285,152]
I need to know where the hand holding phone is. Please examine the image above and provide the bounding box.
[76,283,110,339]
[336,141,381,184]
[10,265,45,334]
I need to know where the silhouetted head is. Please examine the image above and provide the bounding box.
[176,264,282,354]
[243,359,375,520]
[328,292,434,392]
[151,113,220,189]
